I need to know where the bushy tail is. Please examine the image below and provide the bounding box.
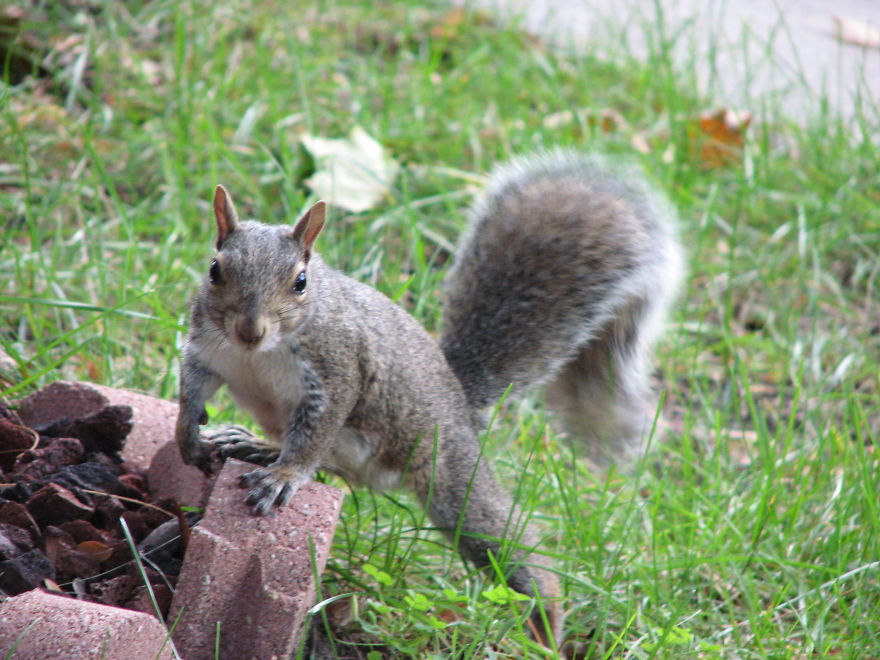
[440,150,683,466]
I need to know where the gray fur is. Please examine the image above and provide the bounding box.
[176,150,682,644]
[176,190,562,643]
[441,150,683,466]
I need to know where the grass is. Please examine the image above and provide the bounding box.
[2,0,878,657]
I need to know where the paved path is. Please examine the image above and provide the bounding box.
[457,0,880,123]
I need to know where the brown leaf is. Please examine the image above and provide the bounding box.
[436,608,462,624]
[76,540,113,563]
[693,108,752,169]
[0,417,39,472]
[589,108,624,133]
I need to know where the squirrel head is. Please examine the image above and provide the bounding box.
[199,185,327,351]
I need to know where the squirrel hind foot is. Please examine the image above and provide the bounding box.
[204,425,281,466]
[240,465,310,515]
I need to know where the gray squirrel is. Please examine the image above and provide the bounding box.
[174,150,682,645]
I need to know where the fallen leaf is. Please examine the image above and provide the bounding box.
[588,108,625,133]
[436,608,462,624]
[692,108,752,169]
[77,540,113,563]
[833,16,880,49]
[300,126,399,213]
[43,578,64,593]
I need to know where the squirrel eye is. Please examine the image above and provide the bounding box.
[293,270,307,294]
[209,259,222,285]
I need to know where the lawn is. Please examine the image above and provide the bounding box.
[1,1,878,657]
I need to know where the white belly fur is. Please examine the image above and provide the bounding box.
[196,339,305,443]
[195,338,397,488]
[325,427,401,491]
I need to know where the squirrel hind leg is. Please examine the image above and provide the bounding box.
[544,299,662,469]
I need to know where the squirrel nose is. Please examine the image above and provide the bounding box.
[235,318,266,347]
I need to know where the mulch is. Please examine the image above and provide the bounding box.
[0,398,190,618]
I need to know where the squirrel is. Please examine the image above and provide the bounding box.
[174,150,682,645]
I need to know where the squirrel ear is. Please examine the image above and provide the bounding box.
[292,200,326,258]
[213,185,239,249]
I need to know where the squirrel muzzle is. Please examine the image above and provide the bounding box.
[231,315,269,349]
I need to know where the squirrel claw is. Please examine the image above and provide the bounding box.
[240,466,307,516]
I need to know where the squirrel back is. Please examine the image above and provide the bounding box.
[441,150,683,466]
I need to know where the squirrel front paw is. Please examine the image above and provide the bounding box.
[177,433,218,475]
[239,464,310,516]
[203,425,280,466]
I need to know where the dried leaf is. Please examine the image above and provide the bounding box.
[428,9,491,40]
[436,608,462,624]
[43,578,64,593]
[693,108,752,169]
[589,108,624,133]
[300,126,399,213]
[77,540,113,563]
[833,16,880,49]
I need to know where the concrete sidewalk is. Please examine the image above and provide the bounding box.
[458,0,880,123]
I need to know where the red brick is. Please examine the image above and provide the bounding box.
[146,440,215,508]
[15,381,179,471]
[0,590,175,659]
[169,459,343,660]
